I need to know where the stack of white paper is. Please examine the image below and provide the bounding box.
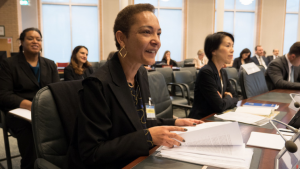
[9,108,31,122]
[215,111,269,126]
[235,106,273,116]
[156,122,254,169]
[247,132,292,150]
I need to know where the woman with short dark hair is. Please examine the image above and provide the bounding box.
[232,48,252,71]
[0,27,60,168]
[67,3,203,168]
[189,32,238,119]
[64,46,93,81]
[161,50,178,66]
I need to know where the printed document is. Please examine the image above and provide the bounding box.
[9,108,31,122]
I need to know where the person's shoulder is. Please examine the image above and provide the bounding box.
[64,65,73,70]
[199,64,213,75]
[40,56,56,66]
[233,57,240,61]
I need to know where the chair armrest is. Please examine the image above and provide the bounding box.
[172,103,192,109]
[176,83,191,104]
[229,78,238,93]
[34,158,60,169]
[167,83,186,98]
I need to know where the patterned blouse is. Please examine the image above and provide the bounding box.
[128,79,154,149]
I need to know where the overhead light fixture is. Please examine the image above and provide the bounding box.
[239,0,254,5]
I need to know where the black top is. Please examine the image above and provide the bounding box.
[232,57,252,71]
[161,58,178,67]
[265,56,300,90]
[67,52,176,169]
[64,65,93,81]
[188,61,238,119]
[0,52,60,112]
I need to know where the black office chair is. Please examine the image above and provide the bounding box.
[180,67,197,81]
[155,68,189,105]
[32,80,82,169]
[99,60,107,68]
[0,109,20,169]
[148,71,192,118]
[239,65,268,99]
[89,62,100,72]
[183,58,194,65]
[173,71,194,102]
[223,67,242,95]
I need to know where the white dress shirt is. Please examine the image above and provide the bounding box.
[193,56,208,68]
[285,54,293,82]
[255,54,267,69]
[273,55,278,60]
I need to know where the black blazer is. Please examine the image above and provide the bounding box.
[0,52,60,112]
[64,65,93,81]
[188,61,238,119]
[250,55,269,66]
[162,58,178,67]
[232,57,252,71]
[265,56,300,90]
[68,53,175,169]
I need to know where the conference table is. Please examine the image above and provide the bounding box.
[123,89,300,169]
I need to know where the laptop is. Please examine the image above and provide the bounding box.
[275,131,300,169]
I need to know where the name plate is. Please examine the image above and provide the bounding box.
[241,62,261,75]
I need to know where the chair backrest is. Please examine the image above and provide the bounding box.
[184,58,194,64]
[89,62,100,72]
[223,67,238,81]
[180,67,197,82]
[32,86,68,167]
[177,61,184,67]
[239,65,268,99]
[155,67,174,84]
[148,71,173,118]
[173,71,194,91]
[99,60,107,68]
[32,80,82,167]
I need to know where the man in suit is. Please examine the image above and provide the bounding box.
[250,45,268,69]
[265,42,300,90]
[267,49,279,64]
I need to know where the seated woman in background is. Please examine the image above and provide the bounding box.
[232,48,251,71]
[67,4,202,168]
[0,28,60,168]
[193,49,208,69]
[188,32,238,119]
[64,46,93,81]
[161,50,178,67]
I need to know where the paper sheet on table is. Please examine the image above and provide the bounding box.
[247,132,292,150]
[157,148,254,169]
[162,144,245,160]
[241,62,260,75]
[9,108,31,122]
[235,106,272,116]
[172,122,243,146]
[215,112,269,126]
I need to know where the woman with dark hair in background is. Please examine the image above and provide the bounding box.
[0,27,60,168]
[161,50,178,66]
[64,46,93,81]
[189,32,238,119]
[232,48,252,71]
[67,3,202,168]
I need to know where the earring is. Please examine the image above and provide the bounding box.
[119,46,127,58]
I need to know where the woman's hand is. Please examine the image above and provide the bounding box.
[174,118,204,126]
[225,92,233,98]
[217,91,222,98]
[148,126,187,148]
[20,99,32,111]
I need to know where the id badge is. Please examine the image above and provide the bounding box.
[145,103,156,119]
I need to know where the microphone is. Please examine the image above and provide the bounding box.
[289,93,300,108]
[269,119,299,153]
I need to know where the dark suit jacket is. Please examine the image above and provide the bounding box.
[265,56,300,90]
[68,53,175,169]
[64,65,93,81]
[232,58,252,71]
[188,61,238,119]
[250,55,269,66]
[267,55,274,64]
[0,52,60,112]
[162,58,178,67]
